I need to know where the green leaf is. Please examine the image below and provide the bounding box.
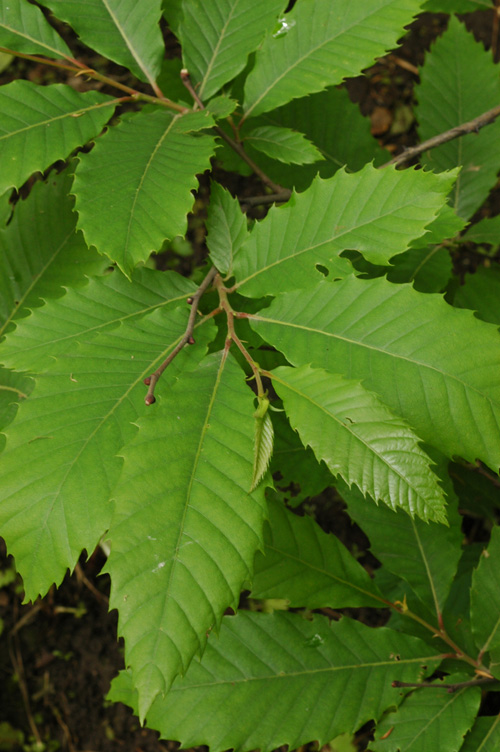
[250,276,500,471]
[206,182,248,275]
[162,0,183,34]
[442,542,484,657]
[338,480,463,622]
[251,497,383,608]
[416,16,500,219]
[0,366,32,433]
[42,0,165,86]
[223,87,387,192]
[422,0,490,10]
[372,676,482,752]
[453,266,500,326]
[460,716,500,752]
[271,365,446,522]
[233,164,457,297]
[0,166,107,340]
[0,267,196,372]
[250,395,273,490]
[0,189,12,226]
[179,0,286,101]
[269,410,332,507]
[243,0,423,118]
[470,527,500,660]
[0,308,215,601]
[0,81,116,194]
[105,351,267,719]
[74,109,217,276]
[244,125,323,165]
[0,0,71,58]
[462,216,500,246]
[110,611,443,752]
[387,204,465,292]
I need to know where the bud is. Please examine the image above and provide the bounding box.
[187,297,194,305]
[145,395,156,406]
[188,336,195,345]
[143,376,151,386]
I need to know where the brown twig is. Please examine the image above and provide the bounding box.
[381,103,500,168]
[180,68,285,194]
[144,267,217,404]
[0,47,188,113]
[392,676,497,693]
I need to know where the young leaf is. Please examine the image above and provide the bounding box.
[0,81,116,194]
[416,16,500,219]
[250,394,273,490]
[0,167,107,340]
[178,0,286,101]
[0,267,196,372]
[42,0,165,87]
[0,308,215,601]
[251,496,384,608]
[73,109,217,276]
[0,1,71,59]
[243,0,423,118]
[250,276,500,471]
[233,165,457,297]
[244,125,323,165]
[371,676,482,752]
[109,611,444,752]
[470,527,500,663]
[271,364,446,522]
[337,480,463,623]
[104,351,267,719]
[206,182,248,275]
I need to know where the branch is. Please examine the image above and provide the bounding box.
[0,47,188,114]
[180,69,286,194]
[392,676,497,693]
[381,103,500,168]
[144,267,217,405]
[240,191,292,209]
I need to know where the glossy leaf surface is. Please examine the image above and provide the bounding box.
[243,0,423,118]
[271,365,446,522]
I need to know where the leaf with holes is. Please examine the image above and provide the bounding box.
[232,164,457,297]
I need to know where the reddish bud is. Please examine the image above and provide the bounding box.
[143,376,151,386]
[188,336,195,345]
[145,395,156,406]
[187,297,194,305]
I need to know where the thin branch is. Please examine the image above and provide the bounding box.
[144,267,217,405]
[381,103,500,168]
[180,68,286,194]
[240,191,292,209]
[392,676,497,693]
[0,47,188,113]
